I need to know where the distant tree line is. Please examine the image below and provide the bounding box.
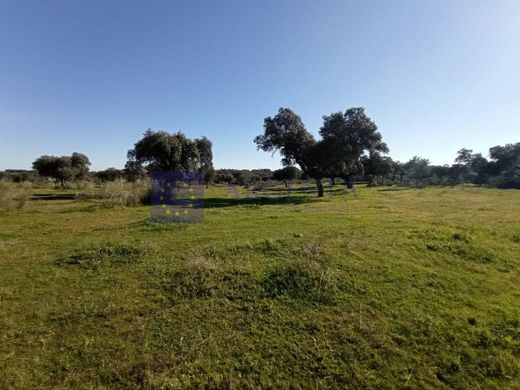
[26,130,217,187]
[0,170,38,183]
[254,106,519,192]
[360,143,520,189]
[212,167,302,186]
[2,116,518,192]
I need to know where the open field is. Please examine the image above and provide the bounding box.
[0,185,519,388]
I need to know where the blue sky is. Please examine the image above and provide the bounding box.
[1,0,519,171]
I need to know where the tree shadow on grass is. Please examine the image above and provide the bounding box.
[203,195,318,209]
[58,204,102,213]
[30,193,76,201]
[257,186,346,196]
[376,187,410,192]
[266,185,318,193]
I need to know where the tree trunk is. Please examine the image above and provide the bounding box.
[284,180,288,188]
[346,176,354,189]
[331,178,336,186]
[315,178,324,197]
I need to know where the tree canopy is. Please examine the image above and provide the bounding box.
[272,166,301,187]
[254,107,388,196]
[126,129,215,184]
[32,153,91,186]
[320,107,388,187]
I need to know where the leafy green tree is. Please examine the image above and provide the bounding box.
[487,142,520,188]
[123,160,146,182]
[392,161,406,184]
[454,148,490,184]
[320,107,388,189]
[455,148,474,165]
[255,107,388,196]
[71,153,91,180]
[0,170,36,183]
[195,137,215,186]
[127,129,215,185]
[32,153,91,187]
[488,143,520,174]
[430,165,450,183]
[232,170,253,186]
[128,130,198,172]
[272,166,301,187]
[362,154,394,185]
[251,169,274,182]
[96,168,122,182]
[254,108,327,196]
[402,156,431,185]
[215,169,235,184]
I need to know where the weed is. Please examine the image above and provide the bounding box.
[160,256,260,302]
[57,243,146,269]
[131,218,187,232]
[261,262,340,303]
[418,229,496,263]
[101,179,151,207]
[0,180,32,209]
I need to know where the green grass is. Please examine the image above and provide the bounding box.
[0,184,519,388]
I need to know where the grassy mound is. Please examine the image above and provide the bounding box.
[57,243,146,269]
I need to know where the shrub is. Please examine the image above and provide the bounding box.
[161,256,260,302]
[101,179,151,207]
[418,229,496,263]
[0,180,32,210]
[491,173,520,189]
[57,243,145,269]
[167,260,217,299]
[261,261,340,303]
[62,180,98,200]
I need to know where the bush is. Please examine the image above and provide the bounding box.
[57,243,145,269]
[161,255,260,302]
[491,173,520,189]
[0,180,32,210]
[261,261,340,303]
[101,179,151,207]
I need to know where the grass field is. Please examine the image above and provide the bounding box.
[0,184,519,388]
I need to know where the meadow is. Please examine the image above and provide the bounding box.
[0,184,519,388]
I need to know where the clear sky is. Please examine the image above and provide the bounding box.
[0,0,519,171]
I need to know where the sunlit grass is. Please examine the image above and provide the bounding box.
[0,184,518,388]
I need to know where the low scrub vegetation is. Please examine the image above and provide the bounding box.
[413,228,497,264]
[57,243,146,269]
[0,180,32,210]
[260,262,341,303]
[100,179,151,207]
[159,248,342,305]
[162,260,259,302]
